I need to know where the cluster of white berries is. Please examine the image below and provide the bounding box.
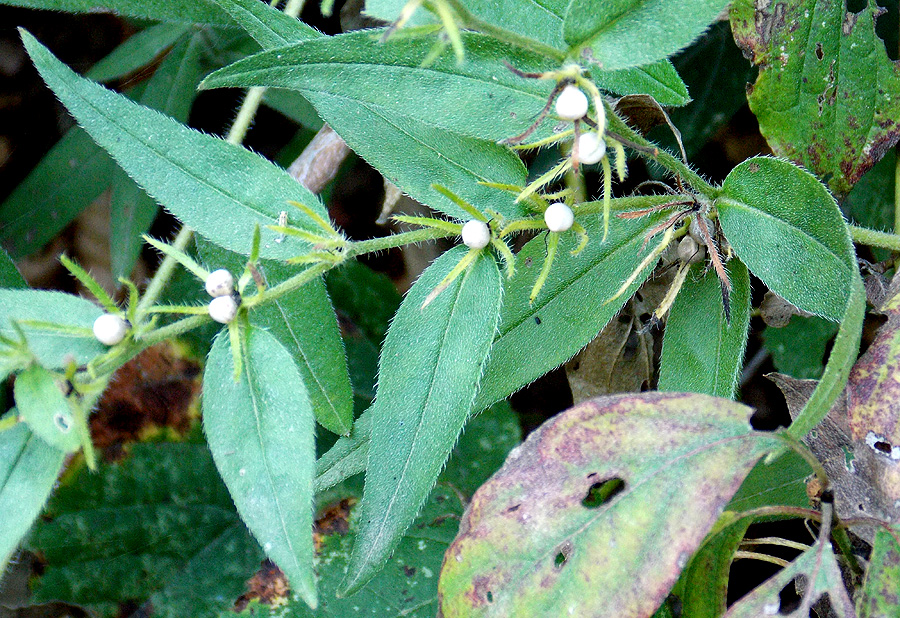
[205,269,238,324]
[553,84,608,166]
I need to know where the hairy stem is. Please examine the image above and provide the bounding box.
[850,223,900,252]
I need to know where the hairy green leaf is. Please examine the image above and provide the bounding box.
[209,0,321,48]
[764,316,839,380]
[26,443,263,618]
[439,392,780,617]
[659,260,750,398]
[718,157,855,321]
[110,30,207,281]
[14,365,80,453]
[0,249,26,288]
[0,0,232,25]
[731,0,900,196]
[204,326,317,608]
[728,449,812,512]
[201,30,557,143]
[563,0,730,71]
[342,247,503,595]
[21,30,329,261]
[475,203,668,410]
[592,60,691,107]
[0,422,64,568]
[0,289,105,368]
[198,239,353,435]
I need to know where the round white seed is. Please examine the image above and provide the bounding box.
[544,202,575,233]
[576,132,606,165]
[209,295,239,324]
[461,220,491,250]
[92,314,128,346]
[554,85,589,121]
[205,269,235,298]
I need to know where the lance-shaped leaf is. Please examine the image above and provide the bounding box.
[475,204,668,410]
[659,260,751,399]
[85,23,192,83]
[724,539,855,617]
[562,0,731,71]
[731,0,900,196]
[197,239,353,435]
[856,527,900,617]
[438,392,781,617]
[14,364,81,453]
[110,29,207,281]
[209,0,321,48]
[0,289,105,368]
[341,247,503,595]
[21,30,329,261]
[1,0,233,25]
[26,442,263,618]
[0,421,65,569]
[204,326,317,608]
[591,60,691,107]
[718,157,855,321]
[201,30,557,143]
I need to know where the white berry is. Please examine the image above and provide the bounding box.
[544,202,574,233]
[576,132,606,164]
[461,220,491,250]
[205,269,234,298]
[209,295,239,324]
[554,85,589,121]
[93,314,128,346]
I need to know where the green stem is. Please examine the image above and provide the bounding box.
[137,225,194,314]
[345,227,457,258]
[441,0,566,61]
[244,262,333,308]
[850,223,900,252]
[608,123,717,197]
[786,275,865,440]
[895,149,900,234]
[775,431,829,490]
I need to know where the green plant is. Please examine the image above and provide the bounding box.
[2,0,900,615]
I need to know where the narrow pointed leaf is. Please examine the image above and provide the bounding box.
[342,247,503,594]
[438,392,781,617]
[562,0,731,71]
[14,365,81,453]
[110,30,207,281]
[718,157,855,321]
[0,0,233,25]
[731,0,900,196]
[26,443,264,618]
[204,326,317,608]
[198,239,353,435]
[0,289,105,368]
[201,30,557,143]
[0,421,65,567]
[210,0,321,48]
[21,30,329,261]
[724,540,855,617]
[0,249,26,288]
[659,260,751,398]
[475,204,668,410]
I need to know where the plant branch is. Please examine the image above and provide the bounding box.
[849,224,900,252]
[345,227,458,257]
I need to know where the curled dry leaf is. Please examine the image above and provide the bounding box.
[760,291,814,328]
[438,392,780,617]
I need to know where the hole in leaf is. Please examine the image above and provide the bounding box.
[814,42,824,60]
[486,591,493,603]
[507,504,520,513]
[582,477,625,508]
[777,577,802,614]
[846,0,865,12]
[53,413,72,433]
[554,552,567,568]
[638,312,652,325]
[873,440,892,454]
